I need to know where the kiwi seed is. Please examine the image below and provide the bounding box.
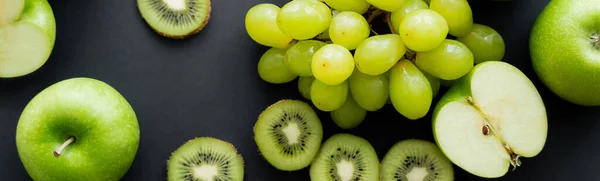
[137,0,211,39]
[380,139,454,181]
[167,137,244,181]
[309,133,380,181]
[254,99,324,171]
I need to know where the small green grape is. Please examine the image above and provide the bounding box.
[354,34,407,75]
[366,0,406,12]
[415,39,474,80]
[245,3,294,48]
[323,0,370,14]
[423,72,440,97]
[285,40,328,76]
[329,11,370,50]
[349,70,389,111]
[389,59,432,120]
[399,9,448,52]
[298,76,315,100]
[331,95,367,129]
[312,44,355,85]
[310,79,348,111]
[430,0,473,37]
[390,0,429,34]
[277,0,332,40]
[457,24,505,63]
[257,48,297,84]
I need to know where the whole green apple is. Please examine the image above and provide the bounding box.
[16,77,140,181]
[0,0,56,78]
[530,0,600,106]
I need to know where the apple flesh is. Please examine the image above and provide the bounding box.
[432,61,548,178]
[0,0,55,78]
[16,77,140,181]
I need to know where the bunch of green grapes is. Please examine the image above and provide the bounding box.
[246,0,505,128]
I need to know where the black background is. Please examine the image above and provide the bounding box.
[1,0,597,180]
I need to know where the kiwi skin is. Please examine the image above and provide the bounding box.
[166,137,244,181]
[254,99,324,171]
[137,0,211,39]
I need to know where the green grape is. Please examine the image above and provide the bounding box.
[430,0,473,37]
[390,0,429,34]
[354,34,407,75]
[330,95,367,129]
[366,0,406,12]
[310,79,348,111]
[245,3,294,49]
[277,0,332,40]
[399,9,448,52]
[257,47,298,84]
[389,59,432,120]
[323,0,370,14]
[311,44,355,85]
[329,11,370,50]
[298,76,315,99]
[423,72,440,97]
[349,70,389,111]
[285,40,327,76]
[415,39,474,80]
[456,23,505,63]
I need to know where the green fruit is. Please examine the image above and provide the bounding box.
[167,137,244,181]
[0,0,56,78]
[330,95,367,129]
[380,139,454,181]
[530,0,600,106]
[389,59,432,120]
[137,0,211,38]
[254,100,324,171]
[16,77,140,181]
[432,61,547,178]
[298,76,315,99]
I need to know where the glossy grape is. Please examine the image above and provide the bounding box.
[277,0,331,40]
[323,0,370,14]
[285,40,327,76]
[366,0,406,12]
[349,70,389,111]
[298,76,315,99]
[399,9,448,52]
[423,72,440,97]
[329,11,370,50]
[389,59,432,120]
[310,79,348,111]
[390,0,429,34]
[430,0,473,37]
[354,34,406,75]
[331,95,367,129]
[415,39,474,80]
[457,24,505,63]
[257,48,298,84]
[245,4,294,49]
[312,44,355,85]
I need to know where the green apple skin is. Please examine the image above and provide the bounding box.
[20,0,56,45]
[530,0,600,106]
[16,78,140,181]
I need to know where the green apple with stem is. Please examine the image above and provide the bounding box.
[530,0,600,106]
[0,0,56,78]
[432,61,548,178]
[16,77,140,181]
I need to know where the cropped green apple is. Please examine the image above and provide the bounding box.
[0,0,56,78]
[16,78,140,181]
[432,61,548,178]
[530,0,600,106]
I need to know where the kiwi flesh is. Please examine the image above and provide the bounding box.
[137,0,211,39]
[310,133,380,181]
[254,99,324,171]
[167,137,244,181]
[380,139,454,181]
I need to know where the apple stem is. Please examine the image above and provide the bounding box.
[53,137,75,158]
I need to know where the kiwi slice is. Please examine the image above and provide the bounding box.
[137,0,211,39]
[310,133,380,181]
[167,137,244,181]
[380,139,454,181]
[254,99,324,171]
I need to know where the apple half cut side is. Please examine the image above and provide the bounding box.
[0,0,55,78]
[432,61,548,178]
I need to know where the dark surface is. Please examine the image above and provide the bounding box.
[1,0,598,180]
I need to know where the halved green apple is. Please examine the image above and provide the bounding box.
[0,0,56,78]
[432,61,548,178]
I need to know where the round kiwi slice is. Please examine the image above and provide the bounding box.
[310,133,380,181]
[137,0,211,39]
[380,139,454,181]
[254,99,324,171]
[167,137,244,181]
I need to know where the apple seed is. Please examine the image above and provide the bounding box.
[482,125,490,135]
[53,137,76,158]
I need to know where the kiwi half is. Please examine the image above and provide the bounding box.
[380,139,454,181]
[167,137,244,181]
[310,133,380,181]
[254,99,324,171]
[137,0,211,39]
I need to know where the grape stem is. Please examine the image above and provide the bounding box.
[385,12,396,34]
[366,9,386,35]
